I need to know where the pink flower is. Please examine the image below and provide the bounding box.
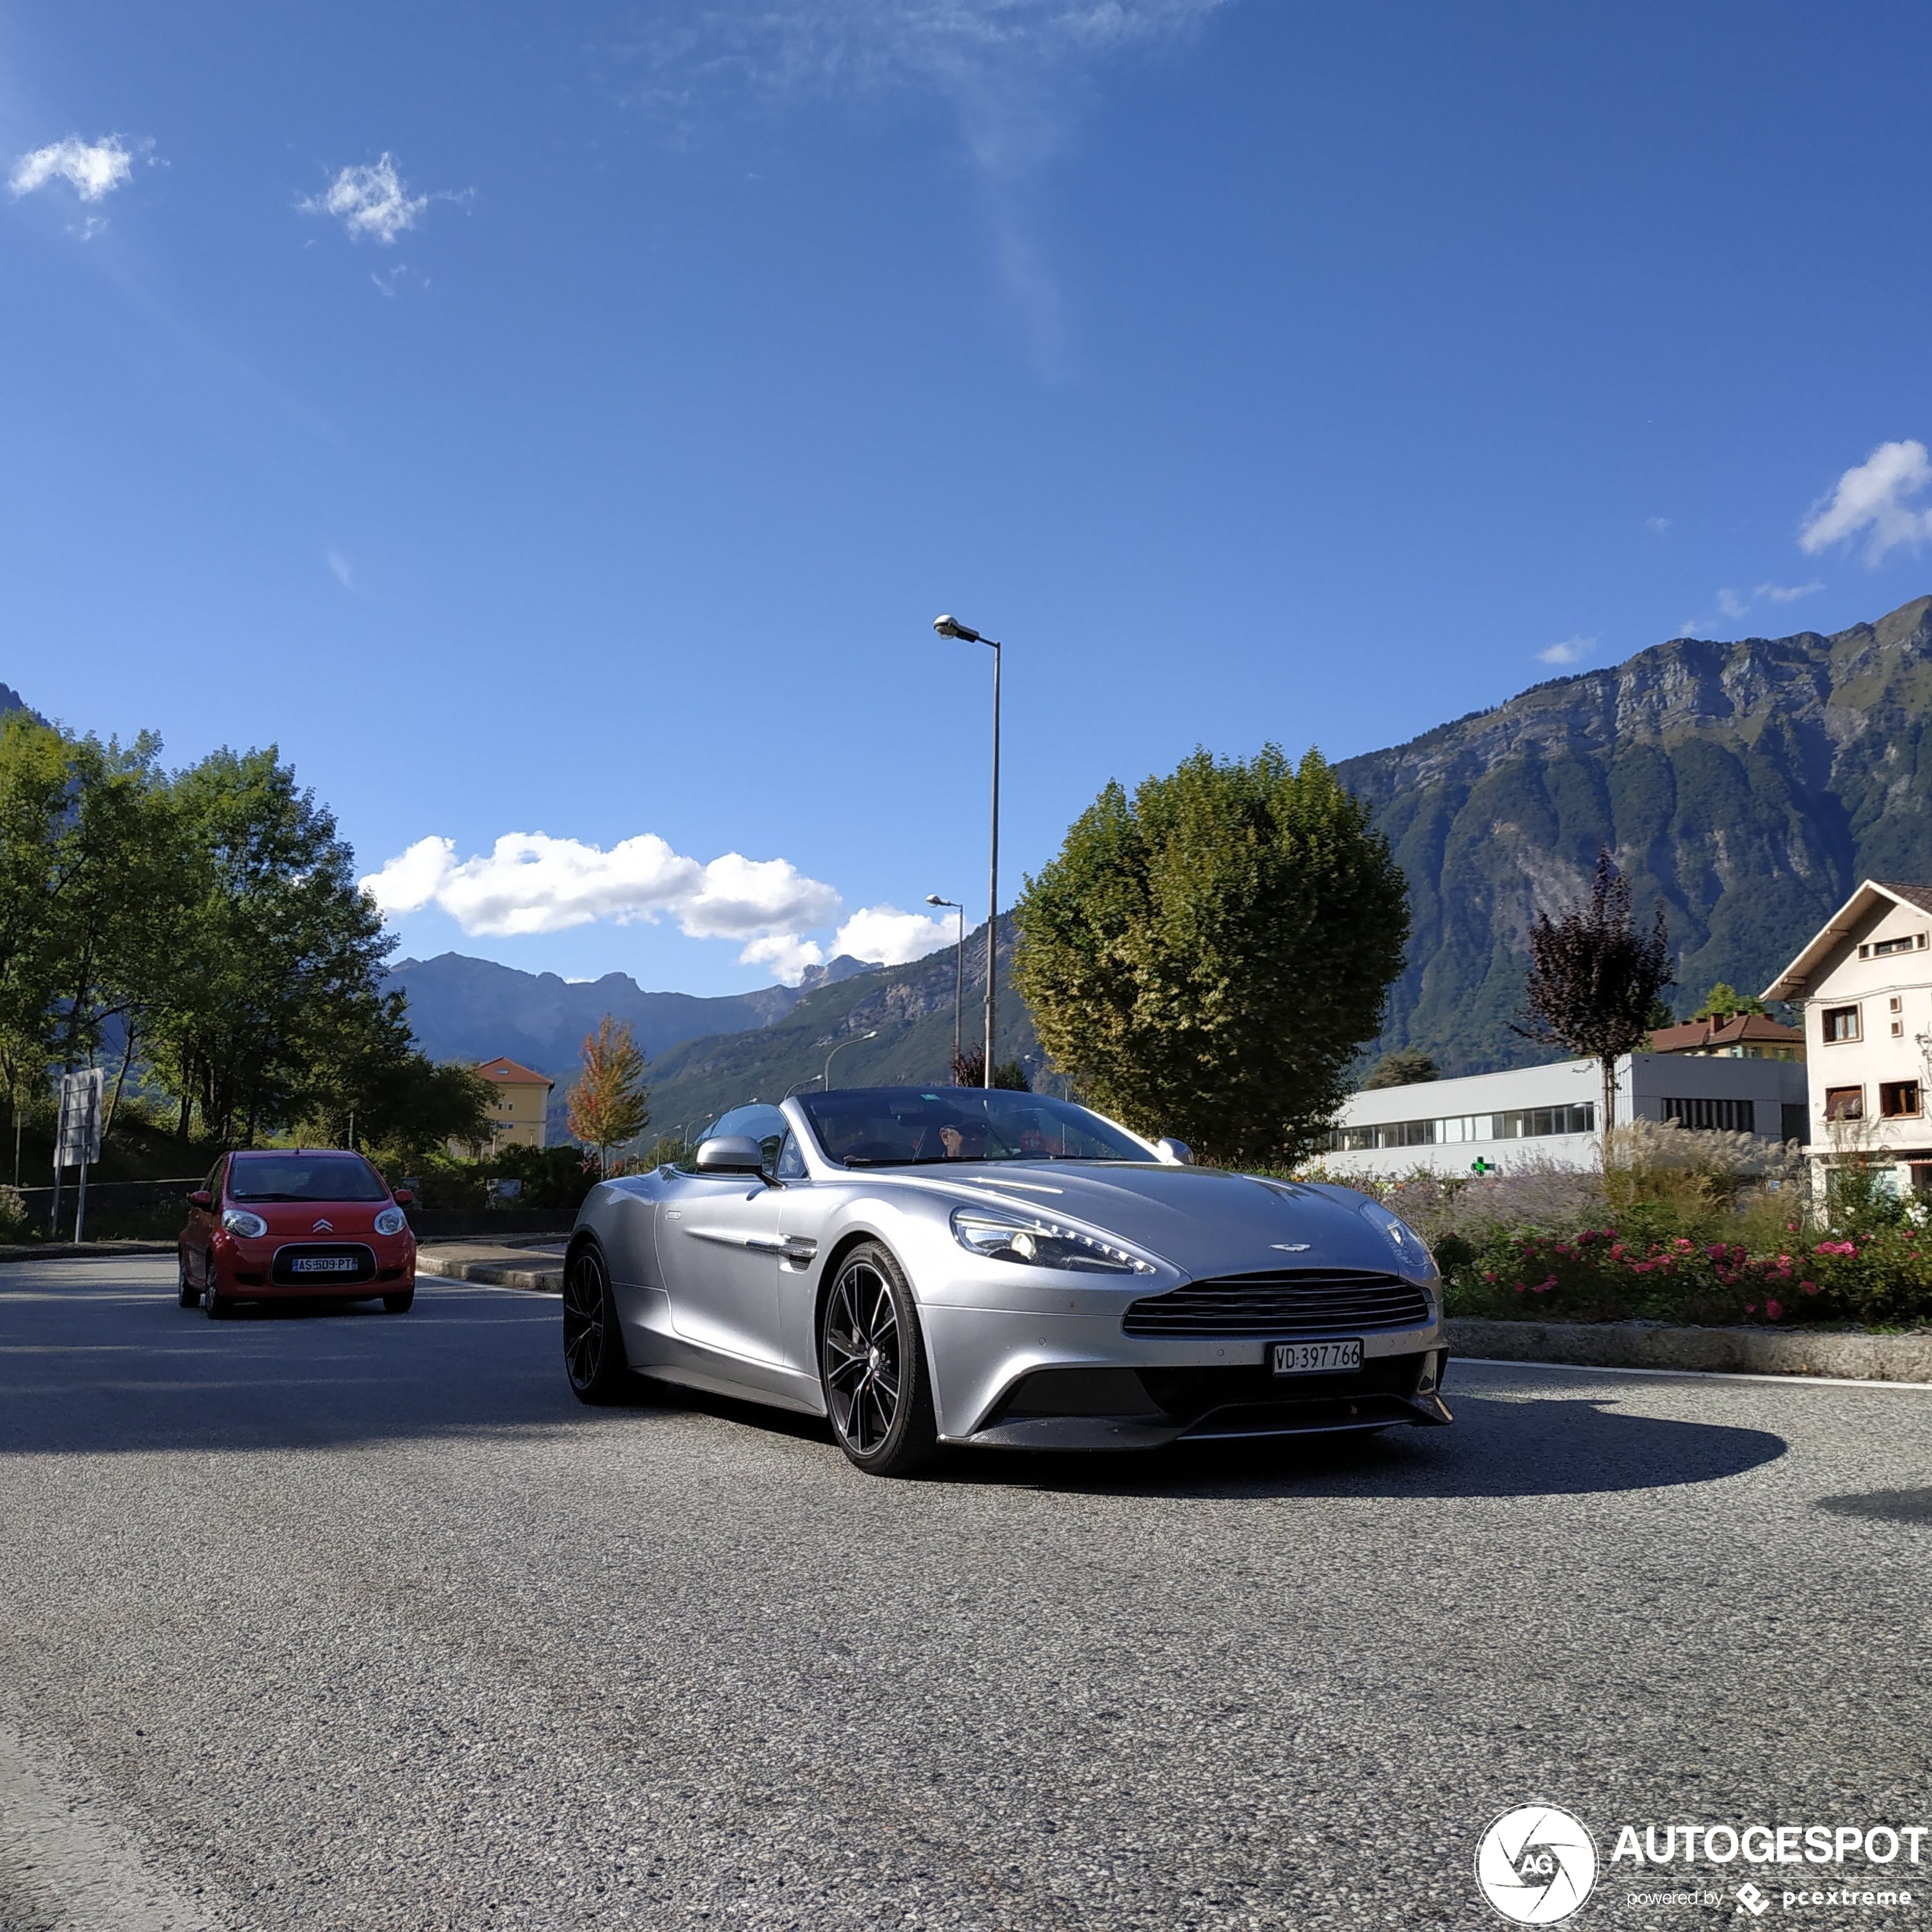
[1765,1298,1784,1321]
[1801,1280,1817,1295]
[1744,1303,1757,1314]
[1610,1244,1626,1260]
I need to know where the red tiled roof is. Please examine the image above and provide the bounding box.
[475,1056,554,1086]
[1648,1013,1802,1053]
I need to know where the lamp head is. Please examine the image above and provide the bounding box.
[933,614,982,643]
[925,893,949,907]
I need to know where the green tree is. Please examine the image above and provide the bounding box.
[1689,980,1768,1022]
[565,1015,651,1170]
[1362,1047,1438,1090]
[145,747,392,1145]
[1015,745,1409,1166]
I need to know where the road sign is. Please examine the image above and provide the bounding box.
[56,1068,103,1168]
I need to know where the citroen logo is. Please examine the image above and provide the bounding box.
[1272,1242,1310,1253]
[313,1218,334,1234]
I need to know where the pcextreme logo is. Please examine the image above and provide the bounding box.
[1475,1806,1599,1924]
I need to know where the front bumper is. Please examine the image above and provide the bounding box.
[211,1235,415,1299]
[923,1301,1449,1449]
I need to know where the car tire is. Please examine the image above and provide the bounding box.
[177,1254,201,1309]
[818,1241,938,1478]
[561,1240,630,1404]
[202,1258,230,1320]
[381,1290,414,1314]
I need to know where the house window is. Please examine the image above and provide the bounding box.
[1881,1081,1922,1119]
[1822,1005,1861,1043]
[1662,1097,1756,1133]
[1825,1086,1864,1120]
[1890,996,1904,1012]
[1860,933,1929,959]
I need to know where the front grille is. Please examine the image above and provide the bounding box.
[270,1243,377,1286]
[1122,1268,1431,1338]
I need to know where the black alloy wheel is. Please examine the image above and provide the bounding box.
[818,1242,937,1477]
[202,1254,230,1320]
[561,1241,629,1403]
[177,1254,200,1309]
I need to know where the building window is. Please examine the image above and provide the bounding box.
[1859,933,1928,959]
[1890,996,1904,1012]
[1825,1086,1864,1120]
[1324,1102,1595,1152]
[1880,1081,1922,1119]
[1822,1005,1861,1043]
[1661,1097,1756,1133]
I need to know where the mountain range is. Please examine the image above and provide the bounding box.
[1340,594,1932,1072]
[39,596,1920,1145]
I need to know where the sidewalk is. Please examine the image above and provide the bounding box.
[415,1235,565,1294]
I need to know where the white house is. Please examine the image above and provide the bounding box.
[1317,1049,1806,1181]
[1762,879,1932,1195]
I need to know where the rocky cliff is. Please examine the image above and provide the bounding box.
[1338,595,1932,1073]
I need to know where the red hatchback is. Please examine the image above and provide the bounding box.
[178,1149,417,1319]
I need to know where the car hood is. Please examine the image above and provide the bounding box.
[879,1162,1423,1281]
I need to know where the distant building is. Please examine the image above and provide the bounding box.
[1317,1051,1807,1180]
[1762,879,1932,1195]
[1648,1013,1804,1061]
[469,1056,555,1153]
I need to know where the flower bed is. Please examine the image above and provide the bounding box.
[1443,1225,1932,1329]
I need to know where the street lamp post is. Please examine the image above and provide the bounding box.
[925,893,965,1072]
[824,1029,879,1092]
[933,616,1000,1088]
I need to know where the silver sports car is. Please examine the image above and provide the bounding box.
[561,1086,1451,1475]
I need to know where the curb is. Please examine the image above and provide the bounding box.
[1445,1316,1932,1383]
[418,1257,561,1295]
[0,1241,180,1263]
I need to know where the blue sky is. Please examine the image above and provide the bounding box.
[7,2,1932,994]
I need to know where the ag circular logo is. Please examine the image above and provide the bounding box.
[1474,1805,1598,1923]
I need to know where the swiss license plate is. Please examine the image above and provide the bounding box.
[1270,1338,1362,1376]
[291,1257,358,1275]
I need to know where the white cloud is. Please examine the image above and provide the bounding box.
[300,154,435,245]
[1756,579,1823,603]
[1645,516,1671,535]
[739,933,825,980]
[326,550,354,591]
[1800,440,1932,563]
[831,904,954,965]
[363,830,840,963]
[362,832,964,987]
[1714,587,1748,620]
[9,134,141,203]
[1537,634,1596,666]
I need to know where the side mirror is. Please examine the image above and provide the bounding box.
[694,1135,767,1174]
[189,1190,213,1209]
[392,1188,415,1206]
[1155,1138,1195,1166]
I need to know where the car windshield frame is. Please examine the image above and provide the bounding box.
[796,1087,1158,1170]
[225,1153,390,1203]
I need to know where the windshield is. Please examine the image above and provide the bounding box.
[799,1088,1156,1168]
[227,1154,390,1203]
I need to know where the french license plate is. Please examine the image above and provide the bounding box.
[1270,1338,1362,1376]
[291,1257,358,1275]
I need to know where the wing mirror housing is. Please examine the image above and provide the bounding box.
[694,1135,767,1174]
[188,1189,213,1209]
[391,1187,415,1206]
[1155,1138,1195,1166]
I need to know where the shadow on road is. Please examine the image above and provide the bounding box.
[2,1273,1787,1499]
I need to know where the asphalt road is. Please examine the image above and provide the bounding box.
[3,1259,1931,1932]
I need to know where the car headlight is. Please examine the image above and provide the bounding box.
[1358,1200,1435,1274]
[374,1206,408,1236]
[951,1208,1155,1276]
[221,1209,267,1238]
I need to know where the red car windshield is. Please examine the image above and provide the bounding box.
[227,1155,389,1203]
